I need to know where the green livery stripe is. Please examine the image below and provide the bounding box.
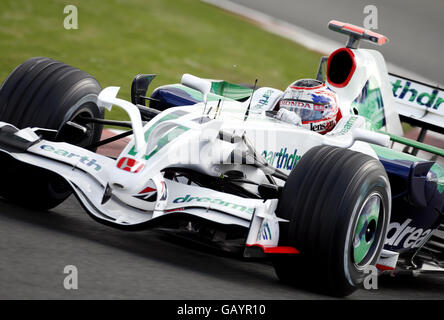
[169,82,252,102]
[377,130,444,158]
[128,111,186,157]
[351,77,385,130]
[210,81,253,101]
[169,84,235,102]
[143,125,189,161]
[371,144,424,162]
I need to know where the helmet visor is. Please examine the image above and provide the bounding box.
[279,100,326,121]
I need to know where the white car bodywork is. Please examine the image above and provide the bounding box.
[0,77,390,252]
[0,22,412,270]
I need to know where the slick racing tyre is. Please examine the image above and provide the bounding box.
[0,57,103,209]
[272,145,391,297]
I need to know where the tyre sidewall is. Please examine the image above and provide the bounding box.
[335,167,390,292]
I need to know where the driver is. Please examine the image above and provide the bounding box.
[274,79,341,134]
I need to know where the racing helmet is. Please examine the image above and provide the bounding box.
[278,79,340,134]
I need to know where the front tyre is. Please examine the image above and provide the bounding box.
[273,145,391,297]
[0,57,103,209]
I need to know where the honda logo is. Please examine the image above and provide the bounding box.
[117,157,144,173]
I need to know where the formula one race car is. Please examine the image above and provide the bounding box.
[0,21,443,297]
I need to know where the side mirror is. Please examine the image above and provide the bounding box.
[181,73,211,104]
[131,74,156,106]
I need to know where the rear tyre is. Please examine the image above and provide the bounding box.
[272,145,391,297]
[0,57,103,209]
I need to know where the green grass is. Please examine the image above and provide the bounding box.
[0,0,321,121]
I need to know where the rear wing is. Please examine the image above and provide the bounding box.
[328,20,388,48]
[389,73,444,135]
[318,20,444,159]
[320,20,444,137]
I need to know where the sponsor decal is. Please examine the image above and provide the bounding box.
[310,120,335,132]
[384,218,432,249]
[173,194,254,214]
[391,78,444,111]
[40,145,101,171]
[258,222,272,241]
[252,89,274,114]
[280,100,324,111]
[257,89,273,106]
[261,148,301,170]
[134,180,167,202]
[117,157,144,173]
[336,116,358,135]
[134,185,157,202]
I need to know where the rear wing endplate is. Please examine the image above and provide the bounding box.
[389,73,444,135]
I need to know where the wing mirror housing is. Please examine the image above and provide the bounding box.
[181,73,211,104]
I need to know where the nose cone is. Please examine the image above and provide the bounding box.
[109,157,146,192]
